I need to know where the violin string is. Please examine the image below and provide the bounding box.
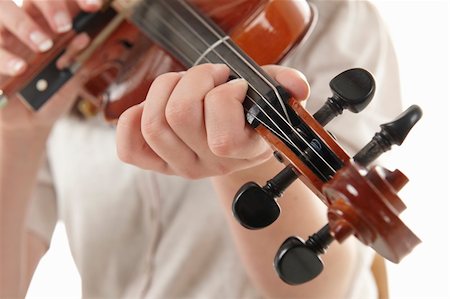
[132,4,301,151]
[137,0,334,174]
[175,1,294,126]
[157,1,317,157]
[134,0,336,175]
[148,0,294,131]
[158,1,296,136]
[173,0,337,175]
[132,19,319,165]
[192,36,231,66]
[132,14,300,151]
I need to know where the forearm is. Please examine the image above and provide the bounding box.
[212,157,359,299]
[0,128,50,298]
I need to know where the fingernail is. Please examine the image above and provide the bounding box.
[228,78,248,86]
[30,31,53,52]
[85,0,102,7]
[211,63,228,72]
[0,94,8,109]
[54,11,72,33]
[8,59,26,75]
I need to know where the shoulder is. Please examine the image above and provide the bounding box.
[282,0,402,153]
[308,0,383,27]
[294,0,392,69]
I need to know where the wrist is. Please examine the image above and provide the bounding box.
[214,157,283,184]
[1,125,51,142]
[1,126,50,163]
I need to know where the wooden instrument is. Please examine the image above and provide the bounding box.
[0,0,422,285]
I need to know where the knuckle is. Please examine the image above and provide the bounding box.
[117,107,133,124]
[14,17,34,39]
[152,72,181,87]
[116,141,135,164]
[141,115,166,141]
[165,101,192,127]
[205,85,228,102]
[192,63,216,75]
[209,134,236,157]
[189,63,211,73]
[117,106,138,131]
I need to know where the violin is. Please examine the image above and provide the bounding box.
[0,0,422,285]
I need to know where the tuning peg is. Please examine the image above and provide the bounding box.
[232,165,298,229]
[274,224,335,285]
[313,68,375,126]
[354,105,423,166]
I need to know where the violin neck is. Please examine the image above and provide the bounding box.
[131,0,343,183]
[131,0,289,121]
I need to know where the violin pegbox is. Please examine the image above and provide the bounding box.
[233,68,376,229]
[232,68,423,284]
[326,106,423,255]
[275,106,422,284]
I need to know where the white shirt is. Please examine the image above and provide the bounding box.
[27,0,401,298]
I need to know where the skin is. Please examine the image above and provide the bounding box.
[0,1,101,297]
[1,0,360,298]
[115,63,359,299]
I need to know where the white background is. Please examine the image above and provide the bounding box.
[369,1,449,298]
[23,0,449,298]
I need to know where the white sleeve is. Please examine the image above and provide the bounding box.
[26,153,58,245]
[282,0,403,155]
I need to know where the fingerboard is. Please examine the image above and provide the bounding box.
[130,0,343,181]
[131,0,290,120]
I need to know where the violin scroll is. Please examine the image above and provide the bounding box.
[232,69,422,284]
[272,108,422,284]
[276,159,421,284]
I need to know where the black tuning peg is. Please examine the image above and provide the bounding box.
[232,165,298,229]
[313,68,375,126]
[233,69,377,231]
[274,224,335,285]
[354,105,423,166]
